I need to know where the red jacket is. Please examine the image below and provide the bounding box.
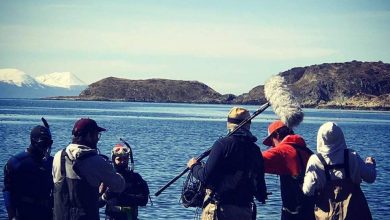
[262,134,312,176]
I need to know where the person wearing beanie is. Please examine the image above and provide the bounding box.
[3,124,54,220]
[302,122,376,219]
[52,118,125,220]
[261,120,315,220]
[100,143,149,220]
[187,107,267,220]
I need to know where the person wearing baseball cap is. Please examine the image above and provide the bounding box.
[187,107,267,220]
[3,122,54,220]
[261,120,315,220]
[52,118,125,220]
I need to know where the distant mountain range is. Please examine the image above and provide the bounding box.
[2,61,389,110]
[0,69,86,98]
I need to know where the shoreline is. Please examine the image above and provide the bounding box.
[42,96,390,111]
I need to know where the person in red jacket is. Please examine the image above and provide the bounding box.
[262,120,314,220]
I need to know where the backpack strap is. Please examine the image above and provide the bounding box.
[344,149,350,179]
[316,149,350,181]
[291,144,314,177]
[60,149,67,177]
[316,153,331,181]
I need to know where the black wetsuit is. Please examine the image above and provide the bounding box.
[3,150,53,220]
[105,169,149,220]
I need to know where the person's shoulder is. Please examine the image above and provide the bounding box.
[14,150,29,158]
[129,171,143,179]
[53,149,63,157]
[45,155,54,164]
[213,136,229,146]
[5,151,32,171]
[8,151,29,163]
[347,148,358,155]
[306,153,324,169]
[82,153,110,166]
[345,148,362,161]
[273,142,293,151]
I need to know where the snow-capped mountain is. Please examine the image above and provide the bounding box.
[0,69,87,98]
[35,72,85,89]
[0,68,43,87]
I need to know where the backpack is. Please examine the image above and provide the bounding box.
[315,149,372,220]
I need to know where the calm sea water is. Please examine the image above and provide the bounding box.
[0,99,389,219]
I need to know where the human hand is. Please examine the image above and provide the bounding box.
[365,157,376,165]
[187,158,197,169]
[99,183,107,194]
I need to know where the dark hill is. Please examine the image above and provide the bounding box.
[71,61,390,110]
[232,85,266,105]
[79,77,227,103]
[239,61,390,110]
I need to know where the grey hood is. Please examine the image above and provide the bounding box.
[317,122,347,156]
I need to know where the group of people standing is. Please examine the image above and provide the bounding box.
[2,106,376,220]
[187,107,376,220]
[3,118,149,220]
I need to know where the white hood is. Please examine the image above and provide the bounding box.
[316,122,347,155]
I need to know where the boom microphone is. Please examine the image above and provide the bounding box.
[264,75,303,128]
[154,75,303,197]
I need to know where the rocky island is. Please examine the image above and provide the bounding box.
[54,61,390,110]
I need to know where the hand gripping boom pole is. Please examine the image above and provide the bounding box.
[154,102,270,197]
[154,75,303,196]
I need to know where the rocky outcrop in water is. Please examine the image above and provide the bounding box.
[275,61,390,110]
[71,61,390,110]
[78,77,228,103]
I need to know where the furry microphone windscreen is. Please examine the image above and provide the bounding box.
[264,75,304,128]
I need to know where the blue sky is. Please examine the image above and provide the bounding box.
[1,0,389,94]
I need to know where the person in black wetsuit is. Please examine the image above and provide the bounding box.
[100,143,149,220]
[3,124,54,220]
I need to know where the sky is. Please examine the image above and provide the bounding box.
[0,0,389,95]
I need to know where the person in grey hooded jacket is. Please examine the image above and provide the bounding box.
[52,118,125,220]
[302,122,376,220]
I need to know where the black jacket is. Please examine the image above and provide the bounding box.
[192,131,267,205]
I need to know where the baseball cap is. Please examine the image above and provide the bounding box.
[262,120,286,146]
[72,118,106,136]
